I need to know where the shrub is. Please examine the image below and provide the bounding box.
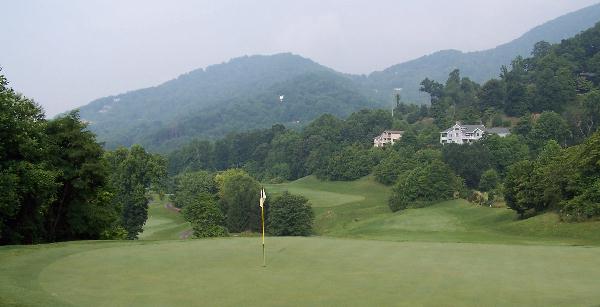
[182,193,227,238]
[268,192,314,236]
[388,160,464,212]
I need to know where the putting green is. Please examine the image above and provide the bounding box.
[7,238,594,306]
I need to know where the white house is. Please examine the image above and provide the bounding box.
[374,130,404,147]
[440,122,510,144]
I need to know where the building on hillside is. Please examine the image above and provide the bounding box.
[374,130,404,147]
[440,122,510,144]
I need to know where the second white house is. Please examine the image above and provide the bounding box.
[440,122,510,144]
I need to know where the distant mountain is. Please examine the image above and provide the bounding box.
[361,3,600,103]
[141,69,373,151]
[79,53,378,151]
[77,4,600,151]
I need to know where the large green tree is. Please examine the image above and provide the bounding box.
[105,145,167,239]
[215,169,261,232]
[44,111,117,241]
[0,72,58,244]
[1,72,120,244]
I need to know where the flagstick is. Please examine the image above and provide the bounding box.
[261,204,266,267]
[260,188,266,267]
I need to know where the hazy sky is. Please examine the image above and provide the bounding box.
[1,0,599,116]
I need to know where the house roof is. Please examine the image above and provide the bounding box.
[441,124,484,134]
[374,130,404,140]
[485,127,510,135]
[462,125,485,133]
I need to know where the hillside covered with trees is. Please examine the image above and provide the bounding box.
[168,21,600,222]
[75,4,600,152]
[78,54,380,151]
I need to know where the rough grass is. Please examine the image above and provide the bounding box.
[1,238,600,306]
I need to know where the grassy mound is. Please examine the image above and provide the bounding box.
[1,238,599,306]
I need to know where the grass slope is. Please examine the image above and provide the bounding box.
[265,176,600,245]
[1,238,599,306]
[139,195,190,241]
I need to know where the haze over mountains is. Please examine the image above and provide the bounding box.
[77,4,600,151]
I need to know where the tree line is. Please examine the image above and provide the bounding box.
[0,72,167,244]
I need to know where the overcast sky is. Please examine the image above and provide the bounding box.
[1,0,599,116]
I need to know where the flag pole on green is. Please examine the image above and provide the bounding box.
[259,188,267,267]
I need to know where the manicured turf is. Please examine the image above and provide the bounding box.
[2,176,600,306]
[1,237,600,306]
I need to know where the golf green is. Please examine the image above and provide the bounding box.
[3,176,600,306]
[1,237,598,306]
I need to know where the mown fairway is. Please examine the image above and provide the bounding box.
[139,195,191,241]
[1,176,600,306]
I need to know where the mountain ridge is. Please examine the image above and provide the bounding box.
[76,3,600,151]
[361,3,600,103]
